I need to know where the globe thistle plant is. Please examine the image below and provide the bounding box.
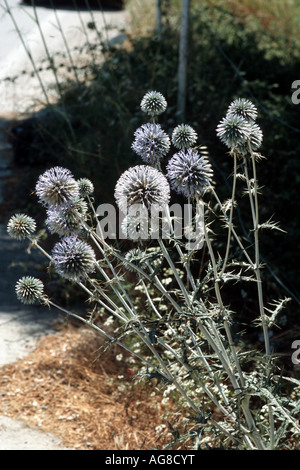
[9,93,299,452]
[46,198,88,237]
[226,98,258,122]
[35,166,79,207]
[140,91,167,116]
[114,165,170,213]
[15,276,44,304]
[131,123,170,165]
[7,214,36,240]
[51,236,96,282]
[166,148,213,198]
[77,178,94,198]
[171,124,197,150]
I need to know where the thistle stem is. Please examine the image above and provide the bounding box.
[243,156,270,355]
[244,148,275,449]
[220,152,238,276]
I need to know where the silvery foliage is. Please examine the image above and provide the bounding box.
[7,93,300,450]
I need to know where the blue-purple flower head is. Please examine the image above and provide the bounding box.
[166,148,213,199]
[233,122,263,155]
[46,198,88,237]
[51,235,96,281]
[140,91,167,116]
[7,214,36,240]
[217,99,263,156]
[172,124,197,150]
[132,123,170,165]
[216,114,252,150]
[114,165,170,214]
[35,167,79,207]
[15,276,44,305]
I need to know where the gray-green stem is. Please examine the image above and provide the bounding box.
[220,152,238,276]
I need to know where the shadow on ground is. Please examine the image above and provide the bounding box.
[20,0,124,11]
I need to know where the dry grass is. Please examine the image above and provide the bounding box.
[0,322,179,450]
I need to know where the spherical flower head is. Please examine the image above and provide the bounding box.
[140,91,167,116]
[131,123,170,165]
[46,198,88,236]
[35,167,79,207]
[166,148,213,198]
[226,98,258,122]
[124,248,148,272]
[234,122,263,155]
[114,165,170,214]
[15,276,44,304]
[51,235,96,281]
[7,214,36,240]
[216,114,252,150]
[172,124,197,150]
[77,178,94,198]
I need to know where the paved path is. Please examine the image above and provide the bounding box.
[0,2,128,450]
[0,1,128,115]
[0,415,73,450]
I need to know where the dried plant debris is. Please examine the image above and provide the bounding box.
[0,324,176,450]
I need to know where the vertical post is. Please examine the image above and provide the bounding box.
[156,0,162,41]
[177,0,190,123]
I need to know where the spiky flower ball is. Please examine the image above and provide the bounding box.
[77,178,94,198]
[166,148,213,198]
[124,248,148,271]
[226,98,258,122]
[234,122,263,155]
[172,124,197,150]
[216,114,252,150]
[132,123,170,165]
[35,167,79,207]
[114,165,170,213]
[140,91,167,116]
[51,236,96,281]
[7,214,36,240]
[15,276,44,304]
[217,99,263,156]
[46,198,88,236]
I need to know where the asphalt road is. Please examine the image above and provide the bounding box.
[0,0,52,60]
[0,0,128,115]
